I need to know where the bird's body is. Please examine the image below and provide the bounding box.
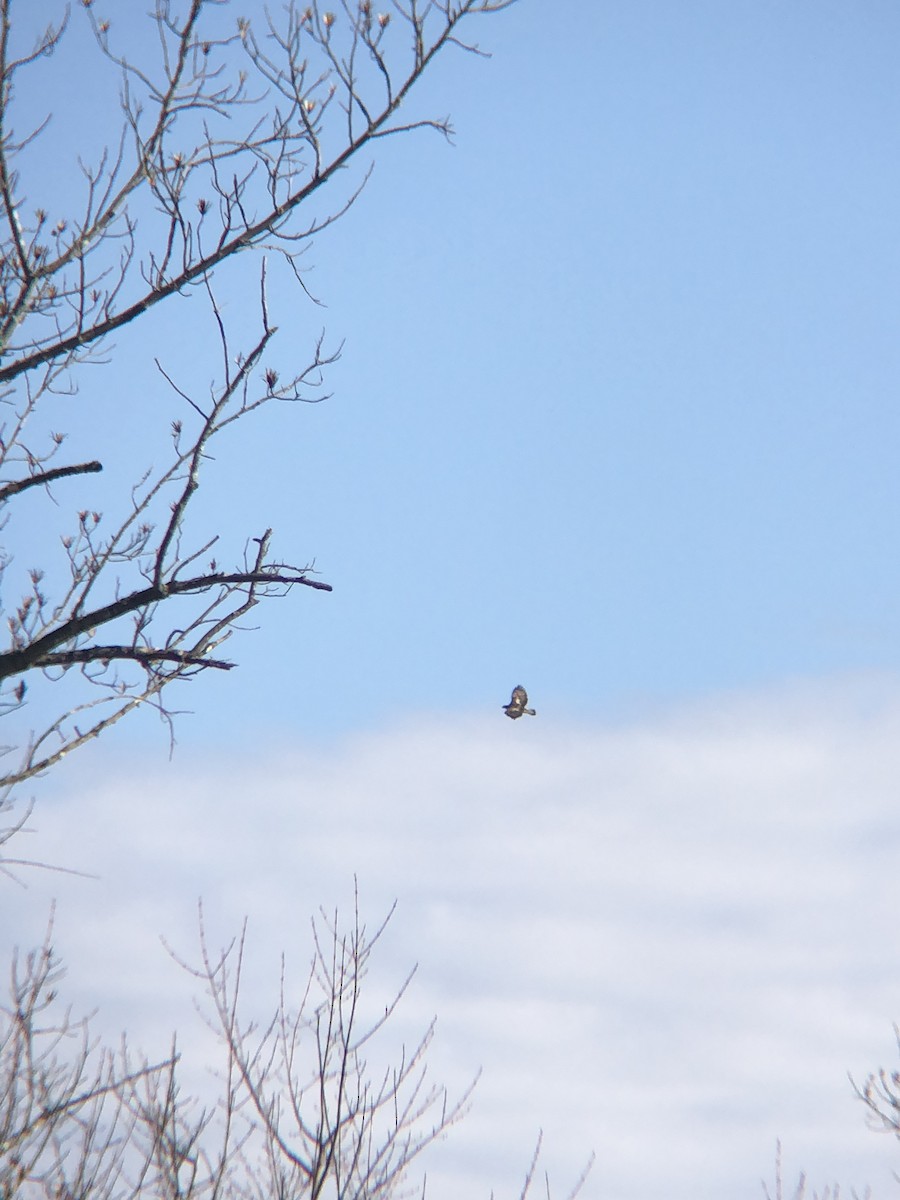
[503,685,536,719]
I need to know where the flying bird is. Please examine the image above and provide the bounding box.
[503,685,536,720]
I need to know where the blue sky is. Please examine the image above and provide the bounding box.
[8,2,900,1198]
[167,0,900,743]
[12,0,900,744]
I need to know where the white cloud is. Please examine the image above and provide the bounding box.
[5,674,900,1199]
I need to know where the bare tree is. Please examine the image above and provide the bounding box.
[1,895,593,1200]
[0,899,465,1199]
[852,1028,900,1143]
[761,1140,870,1200]
[0,0,515,814]
[0,909,177,1199]
[170,898,475,1200]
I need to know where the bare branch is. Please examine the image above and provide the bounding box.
[0,460,103,503]
[0,0,514,799]
[0,561,330,682]
[32,645,236,672]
